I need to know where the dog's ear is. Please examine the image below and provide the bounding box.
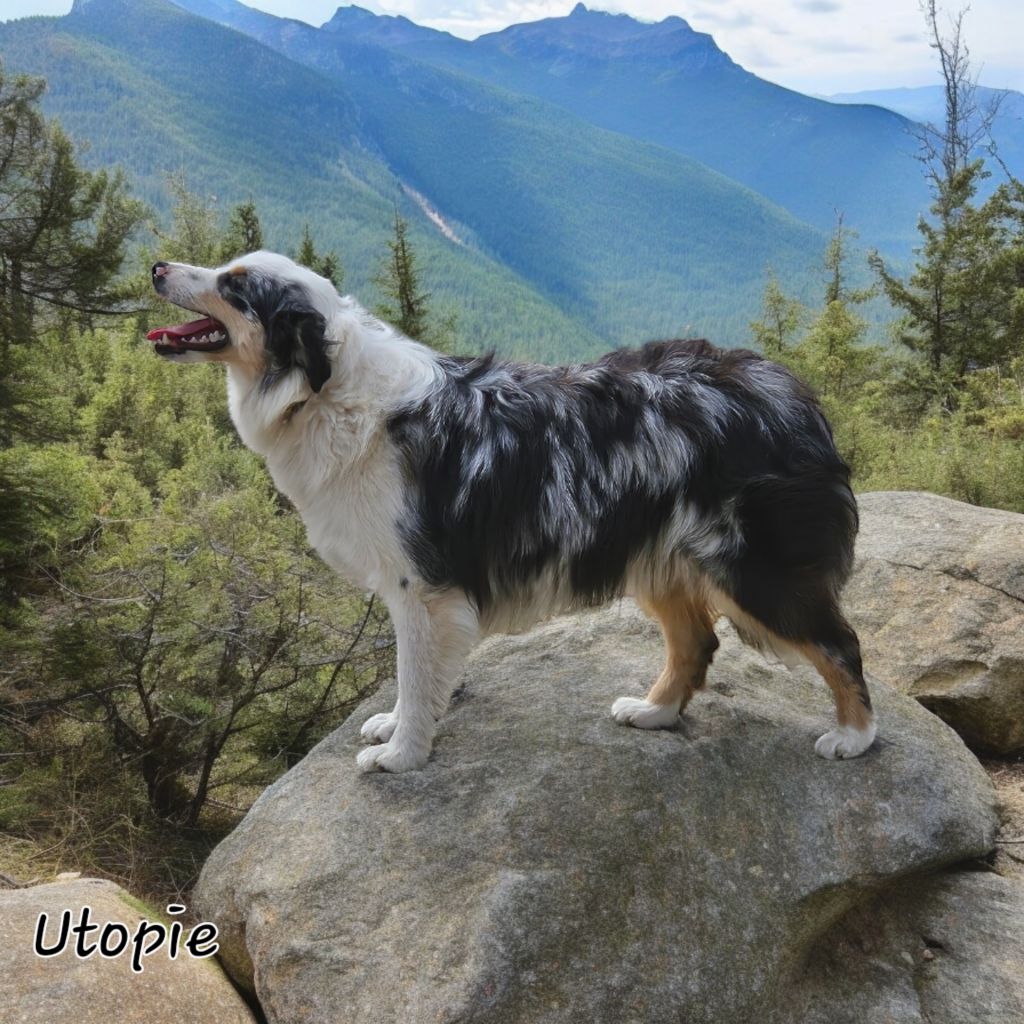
[267,309,331,393]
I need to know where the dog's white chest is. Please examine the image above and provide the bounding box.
[268,441,409,595]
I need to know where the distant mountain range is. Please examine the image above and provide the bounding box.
[827,84,1024,179]
[307,2,936,252]
[3,0,1009,360]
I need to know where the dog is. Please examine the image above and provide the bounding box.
[148,251,876,773]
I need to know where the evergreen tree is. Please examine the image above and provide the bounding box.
[2,156,395,892]
[0,62,144,439]
[295,223,342,287]
[374,210,455,350]
[0,62,144,597]
[822,212,873,307]
[749,273,803,358]
[981,176,1024,354]
[868,4,1020,403]
[219,198,264,261]
[156,172,221,266]
[911,0,1005,193]
[753,228,889,476]
[871,164,1010,389]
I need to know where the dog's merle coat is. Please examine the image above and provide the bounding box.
[148,251,875,773]
[390,342,858,641]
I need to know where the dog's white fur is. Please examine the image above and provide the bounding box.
[155,253,487,772]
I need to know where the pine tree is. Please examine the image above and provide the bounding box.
[749,274,803,358]
[0,62,144,579]
[373,210,455,350]
[868,4,1019,402]
[911,0,1005,194]
[871,166,1009,387]
[219,199,264,261]
[823,212,873,307]
[153,171,221,266]
[0,63,144,396]
[374,210,428,339]
[295,223,342,287]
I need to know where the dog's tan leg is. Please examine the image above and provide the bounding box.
[799,639,876,760]
[612,592,718,729]
[644,592,719,708]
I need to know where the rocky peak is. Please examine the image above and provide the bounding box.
[477,4,730,68]
[321,4,453,45]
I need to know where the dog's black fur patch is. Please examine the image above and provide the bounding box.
[218,270,331,392]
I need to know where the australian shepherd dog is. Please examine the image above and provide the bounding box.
[148,251,875,773]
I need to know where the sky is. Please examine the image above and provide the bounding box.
[4,0,1023,94]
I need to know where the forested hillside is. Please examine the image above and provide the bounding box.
[0,0,830,354]
[310,2,934,254]
[0,62,403,894]
[0,0,610,362]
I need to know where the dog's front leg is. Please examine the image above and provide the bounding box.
[357,588,479,773]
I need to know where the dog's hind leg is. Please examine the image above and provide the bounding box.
[357,588,479,773]
[798,614,875,760]
[716,472,876,757]
[712,586,876,760]
[612,591,718,729]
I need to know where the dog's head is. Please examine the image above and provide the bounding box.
[147,251,336,393]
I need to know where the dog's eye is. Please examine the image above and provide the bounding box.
[217,271,251,313]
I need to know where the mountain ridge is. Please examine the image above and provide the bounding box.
[0,0,832,357]
[826,84,1024,179]
[475,3,731,67]
[316,2,933,252]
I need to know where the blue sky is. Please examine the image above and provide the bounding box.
[4,0,1023,93]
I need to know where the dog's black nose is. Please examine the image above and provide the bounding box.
[152,261,169,281]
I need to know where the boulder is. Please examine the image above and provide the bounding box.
[193,602,999,1024]
[848,491,1024,755]
[790,870,1024,1023]
[0,877,256,1024]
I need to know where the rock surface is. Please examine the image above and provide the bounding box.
[847,491,1024,755]
[791,870,1024,1024]
[0,877,256,1024]
[194,602,1000,1024]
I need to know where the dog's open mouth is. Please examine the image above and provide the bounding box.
[146,317,229,355]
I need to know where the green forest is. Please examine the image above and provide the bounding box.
[1,5,1023,908]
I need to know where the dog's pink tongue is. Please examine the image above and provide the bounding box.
[146,317,222,341]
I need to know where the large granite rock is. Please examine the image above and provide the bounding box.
[848,491,1024,755]
[791,870,1024,1023]
[193,602,1000,1024]
[0,877,256,1024]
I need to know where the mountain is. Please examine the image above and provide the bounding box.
[2,0,835,353]
[1,0,610,361]
[826,85,1024,182]
[318,3,933,255]
[321,4,453,48]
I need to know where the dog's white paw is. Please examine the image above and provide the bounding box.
[814,721,877,760]
[360,711,398,744]
[356,740,429,774]
[611,696,681,730]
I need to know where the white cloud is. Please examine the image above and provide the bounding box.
[793,0,843,13]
